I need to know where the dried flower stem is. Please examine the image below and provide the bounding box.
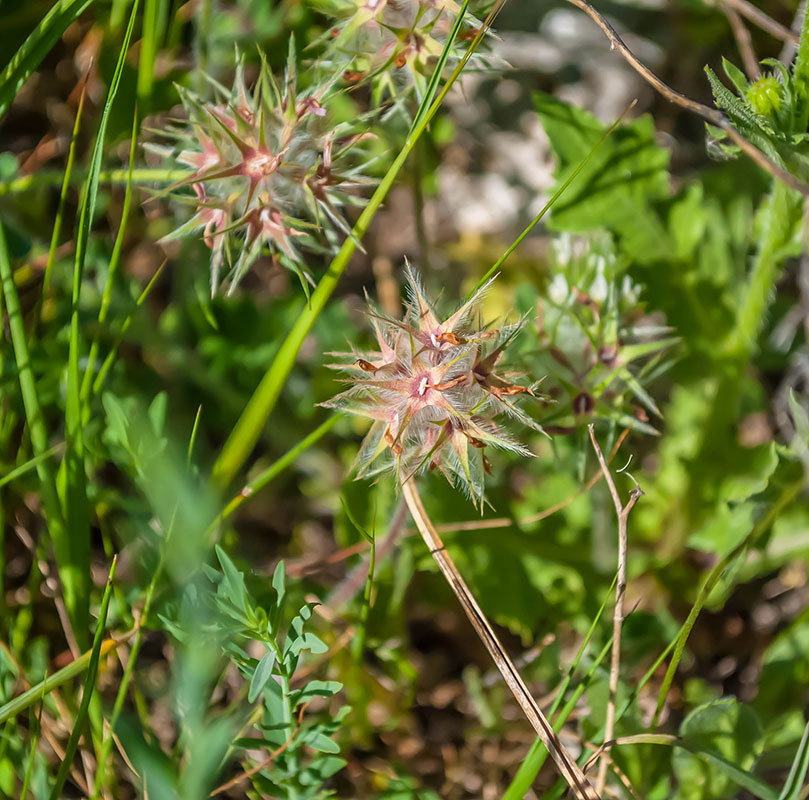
[717,0,798,44]
[400,478,600,800]
[587,425,643,794]
[563,0,809,196]
[722,3,760,81]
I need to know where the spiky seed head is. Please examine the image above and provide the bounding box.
[155,44,374,295]
[322,266,543,506]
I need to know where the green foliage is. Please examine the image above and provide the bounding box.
[673,698,765,800]
[0,0,808,798]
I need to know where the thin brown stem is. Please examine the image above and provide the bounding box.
[588,425,643,794]
[722,3,760,81]
[563,0,809,196]
[435,428,631,534]
[718,0,798,43]
[400,479,600,800]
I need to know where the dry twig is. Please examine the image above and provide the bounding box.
[587,425,643,794]
[718,0,798,43]
[400,479,600,800]
[722,2,760,80]
[563,0,809,196]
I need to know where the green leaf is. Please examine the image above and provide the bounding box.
[533,92,671,262]
[215,546,251,619]
[305,731,341,754]
[248,650,277,703]
[673,698,765,800]
[722,58,749,97]
[272,560,286,606]
[719,442,778,502]
[50,558,118,800]
[292,680,343,705]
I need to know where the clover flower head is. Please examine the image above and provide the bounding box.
[155,44,374,295]
[322,265,543,506]
[537,233,674,434]
[314,0,491,102]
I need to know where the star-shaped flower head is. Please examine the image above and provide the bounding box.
[153,41,375,295]
[322,265,544,506]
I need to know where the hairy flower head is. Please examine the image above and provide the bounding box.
[154,44,374,294]
[322,266,543,505]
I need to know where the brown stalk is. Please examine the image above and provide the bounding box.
[722,2,760,81]
[563,0,809,197]
[717,0,798,43]
[587,425,643,794]
[400,479,600,800]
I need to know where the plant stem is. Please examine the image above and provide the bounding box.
[400,479,600,800]
[587,425,642,793]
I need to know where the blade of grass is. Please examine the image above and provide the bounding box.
[0,223,70,619]
[508,602,680,800]
[211,2,500,490]
[0,443,64,489]
[217,413,343,523]
[36,76,88,328]
[652,477,804,727]
[49,557,117,800]
[137,0,167,104]
[0,167,188,196]
[0,629,134,727]
[90,259,166,400]
[470,99,636,297]
[20,692,44,800]
[56,0,140,642]
[341,498,376,663]
[0,0,94,118]
[81,105,139,403]
[779,719,809,800]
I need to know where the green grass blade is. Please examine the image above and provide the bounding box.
[0,629,131,727]
[0,0,94,118]
[408,0,471,136]
[210,9,499,490]
[37,80,88,324]
[49,557,117,800]
[653,478,804,726]
[342,497,376,662]
[471,101,635,296]
[19,688,45,800]
[57,0,140,641]
[0,167,188,196]
[778,719,809,800]
[81,105,139,403]
[89,259,167,400]
[218,412,343,521]
[0,443,64,490]
[0,223,70,613]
